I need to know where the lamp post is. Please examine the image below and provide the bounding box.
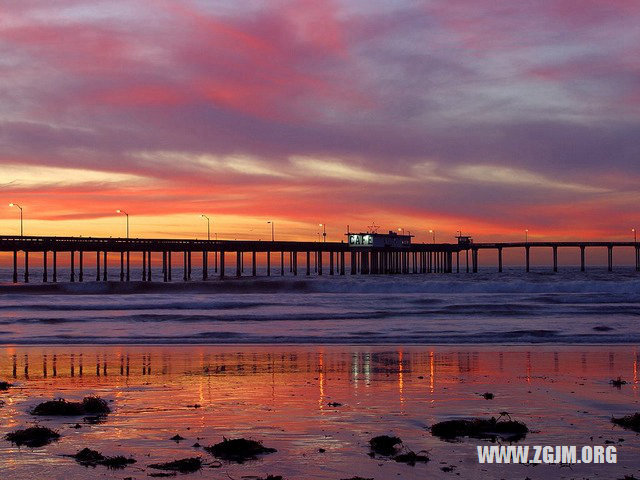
[319,223,326,242]
[116,209,129,238]
[429,229,435,243]
[633,228,637,244]
[201,214,210,240]
[8,203,23,236]
[398,227,404,235]
[267,221,274,241]
[525,229,529,243]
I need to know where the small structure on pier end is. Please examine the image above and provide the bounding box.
[455,234,473,246]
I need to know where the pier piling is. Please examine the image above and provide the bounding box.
[79,251,83,282]
[43,251,48,282]
[267,251,271,276]
[103,251,107,281]
[70,251,75,282]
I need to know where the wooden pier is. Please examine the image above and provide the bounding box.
[0,236,638,283]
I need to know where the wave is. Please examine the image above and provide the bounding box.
[1,270,640,296]
[3,329,637,345]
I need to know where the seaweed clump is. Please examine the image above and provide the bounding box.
[31,396,111,416]
[431,416,528,442]
[205,438,277,463]
[612,413,640,433]
[369,435,402,456]
[368,435,429,465]
[610,377,628,388]
[5,426,60,447]
[394,451,430,465]
[71,448,136,469]
[148,457,202,473]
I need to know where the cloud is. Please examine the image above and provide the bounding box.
[452,165,609,193]
[290,156,408,184]
[0,164,146,188]
[131,150,290,178]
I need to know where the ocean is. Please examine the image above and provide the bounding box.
[0,267,638,345]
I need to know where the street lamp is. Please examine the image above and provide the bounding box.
[8,203,23,236]
[633,228,637,244]
[267,221,275,241]
[319,223,326,242]
[398,227,404,235]
[201,214,210,240]
[116,209,129,238]
[525,229,529,243]
[429,229,435,243]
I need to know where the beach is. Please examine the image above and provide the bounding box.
[1,345,639,479]
[1,270,640,479]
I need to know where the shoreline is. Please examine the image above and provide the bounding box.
[1,341,640,347]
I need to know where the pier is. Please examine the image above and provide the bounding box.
[0,235,638,283]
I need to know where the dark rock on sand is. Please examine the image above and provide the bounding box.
[205,438,277,463]
[394,451,430,465]
[369,435,402,456]
[92,455,135,470]
[72,447,105,464]
[170,434,185,442]
[70,448,136,469]
[612,413,640,432]
[81,396,111,414]
[610,377,628,388]
[148,457,202,473]
[5,426,60,447]
[31,396,110,416]
[0,381,12,390]
[481,392,494,400]
[431,417,528,442]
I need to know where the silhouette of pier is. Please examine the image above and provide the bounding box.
[0,235,638,283]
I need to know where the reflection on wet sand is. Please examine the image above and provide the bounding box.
[3,346,640,389]
[0,345,639,479]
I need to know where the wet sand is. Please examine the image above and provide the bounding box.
[0,345,639,479]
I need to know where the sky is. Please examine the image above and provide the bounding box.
[1,0,639,244]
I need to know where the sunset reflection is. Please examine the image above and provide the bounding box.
[1,345,639,479]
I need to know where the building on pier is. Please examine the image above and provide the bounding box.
[348,231,413,249]
[455,234,473,245]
